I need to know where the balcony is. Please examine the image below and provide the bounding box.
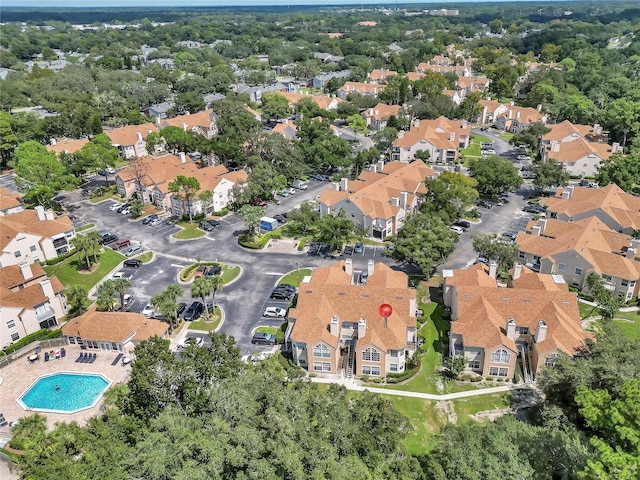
[603,281,616,291]
[52,237,68,249]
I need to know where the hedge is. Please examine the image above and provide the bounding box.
[179,262,222,282]
[44,249,76,266]
[238,232,260,249]
[209,208,228,217]
[276,322,287,344]
[297,239,306,251]
[1,328,62,356]
[386,355,422,383]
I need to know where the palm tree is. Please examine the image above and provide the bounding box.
[158,298,180,330]
[191,276,212,320]
[96,280,117,311]
[209,274,225,315]
[66,285,88,315]
[11,413,47,449]
[112,278,133,311]
[71,235,88,270]
[164,283,183,302]
[86,230,103,264]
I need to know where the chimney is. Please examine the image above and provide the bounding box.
[340,178,349,192]
[516,111,521,119]
[413,119,420,128]
[179,152,186,163]
[18,261,33,280]
[377,160,384,172]
[44,209,55,221]
[462,120,468,129]
[510,101,515,107]
[506,318,516,340]
[534,320,547,343]
[39,279,55,299]
[626,247,637,260]
[449,132,455,141]
[612,142,620,153]
[513,262,522,280]
[49,138,57,146]
[367,259,375,276]
[35,205,46,221]
[344,258,353,276]
[358,317,367,338]
[398,130,405,139]
[560,190,570,200]
[537,104,542,112]
[538,219,546,233]
[369,164,378,173]
[550,141,560,153]
[567,185,574,198]
[508,110,513,119]
[391,196,400,207]
[136,132,143,142]
[489,261,497,279]
[594,123,602,135]
[182,122,188,131]
[631,239,640,251]
[330,315,339,337]
[400,191,408,209]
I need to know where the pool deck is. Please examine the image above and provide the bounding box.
[0,346,132,431]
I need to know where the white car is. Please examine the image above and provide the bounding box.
[517,155,531,161]
[105,167,116,174]
[293,182,308,190]
[449,225,464,235]
[178,336,204,349]
[111,270,126,279]
[285,187,296,195]
[142,303,155,318]
[121,206,132,215]
[109,202,122,212]
[263,307,287,318]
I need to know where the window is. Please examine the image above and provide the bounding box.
[544,354,560,367]
[68,337,76,344]
[575,267,583,275]
[557,263,566,272]
[621,279,629,287]
[516,326,529,335]
[6,320,15,329]
[312,344,331,358]
[468,360,481,369]
[362,347,380,362]
[11,332,20,342]
[518,252,525,259]
[14,251,21,258]
[390,363,398,372]
[390,350,398,358]
[313,362,331,372]
[30,245,36,252]
[490,349,511,364]
[362,365,381,376]
[489,366,508,377]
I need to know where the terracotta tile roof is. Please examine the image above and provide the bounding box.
[339,82,381,96]
[456,75,490,89]
[0,264,64,310]
[317,189,348,206]
[544,184,640,231]
[443,263,495,288]
[394,116,471,150]
[271,122,297,137]
[406,72,424,82]
[368,69,397,82]
[290,261,415,352]
[546,137,614,163]
[496,106,543,125]
[363,103,401,121]
[542,120,598,142]
[0,282,47,308]
[357,21,377,27]
[448,267,591,356]
[265,92,342,110]
[0,210,73,251]
[50,276,65,293]
[45,138,90,155]
[0,263,46,290]
[62,308,168,343]
[105,123,158,147]
[0,187,22,211]
[158,110,216,131]
[479,99,507,113]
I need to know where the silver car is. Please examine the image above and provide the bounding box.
[124,245,142,257]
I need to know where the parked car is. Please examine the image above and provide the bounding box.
[142,303,155,318]
[207,220,221,229]
[274,284,296,293]
[123,259,142,268]
[270,290,294,301]
[123,245,143,257]
[100,234,118,245]
[474,256,489,266]
[111,270,128,279]
[142,214,158,225]
[199,221,215,232]
[250,199,268,207]
[183,301,204,321]
[475,200,494,209]
[109,202,123,212]
[285,187,296,195]
[120,206,132,215]
[274,214,287,224]
[354,241,364,253]
[278,190,290,197]
[205,264,221,277]
[251,332,276,345]
[517,155,531,161]
[148,217,162,226]
[502,232,517,241]
[449,225,464,235]
[116,204,131,213]
[293,182,308,190]
[454,220,471,230]
[263,307,287,318]
[110,238,131,251]
[176,302,187,317]
[194,265,208,277]
[178,336,204,349]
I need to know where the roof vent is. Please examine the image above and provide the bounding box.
[395,295,404,299]
[361,293,369,298]
[305,290,313,294]
[464,294,473,299]
[502,297,509,301]
[561,301,571,305]
[338,292,346,296]
[522,299,531,302]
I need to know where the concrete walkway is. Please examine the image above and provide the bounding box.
[309,376,520,400]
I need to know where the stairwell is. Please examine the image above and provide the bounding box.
[517,344,533,384]
[345,342,356,378]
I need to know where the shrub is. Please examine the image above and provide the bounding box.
[371,377,383,384]
[297,239,306,251]
[361,375,370,382]
[276,322,287,344]
[238,232,260,249]
[486,376,493,381]
[44,250,75,265]
[209,208,228,217]
[497,378,504,382]
[1,329,62,356]
[182,212,205,222]
[471,376,482,382]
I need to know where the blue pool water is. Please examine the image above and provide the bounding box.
[19,373,111,413]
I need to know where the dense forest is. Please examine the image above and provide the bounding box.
[1,3,640,477]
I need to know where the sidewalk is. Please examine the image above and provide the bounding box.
[308,376,520,400]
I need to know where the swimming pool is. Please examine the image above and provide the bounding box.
[18,372,111,414]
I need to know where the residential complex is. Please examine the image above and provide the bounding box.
[0,206,75,267]
[494,104,547,133]
[317,159,434,240]
[361,103,401,131]
[105,122,158,159]
[392,117,471,163]
[288,260,418,378]
[0,187,24,217]
[444,262,591,381]
[1,262,66,349]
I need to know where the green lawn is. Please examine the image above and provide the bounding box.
[136,252,153,263]
[578,301,640,339]
[279,268,312,287]
[453,392,511,424]
[388,397,442,455]
[189,307,222,332]
[172,222,206,240]
[460,134,491,158]
[499,132,514,141]
[255,326,277,335]
[43,249,125,290]
[221,265,241,284]
[76,224,95,232]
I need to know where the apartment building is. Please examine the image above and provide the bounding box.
[105,122,159,159]
[0,187,24,216]
[444,262,591,381]
[288,260,418,378]
[0,206,75,267]
[495,104,547,133]
[392,116,471,163]
[361,103,401,131]
[1,262,66,349]
[317,159,434,240]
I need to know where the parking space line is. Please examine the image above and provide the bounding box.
[265,272,284,276]
[171,264,187,268]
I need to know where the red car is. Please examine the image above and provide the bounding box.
[250,199,268,208]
